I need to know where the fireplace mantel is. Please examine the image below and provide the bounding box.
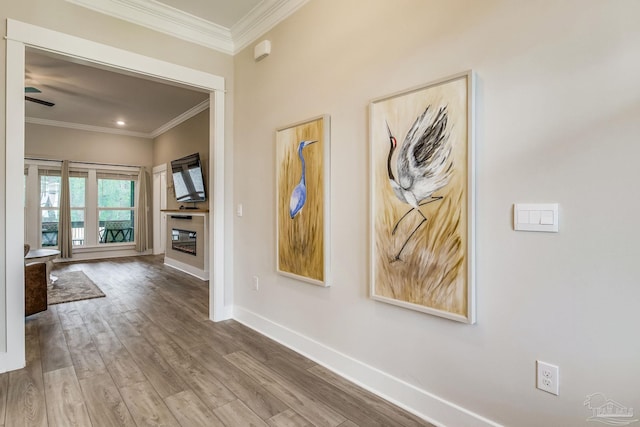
[161,209,209,213]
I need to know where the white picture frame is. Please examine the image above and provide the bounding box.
[369,71,476,323]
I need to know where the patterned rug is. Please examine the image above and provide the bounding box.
[48,271,106,305]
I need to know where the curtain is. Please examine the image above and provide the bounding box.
[135,167,150,252]
[59,160,73,258]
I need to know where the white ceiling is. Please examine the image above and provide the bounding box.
[158,0,262,28]
[26,0,307,137]
[25,49,209,137]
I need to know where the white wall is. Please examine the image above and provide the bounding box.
[26,123,154,167]
[232,1,640,426]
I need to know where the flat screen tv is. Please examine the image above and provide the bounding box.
[171,153,206,203]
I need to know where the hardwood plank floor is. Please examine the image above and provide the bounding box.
[6,320,47,427]
[43,366,92,427]
[2,255,433,427]
[0,371,8,425]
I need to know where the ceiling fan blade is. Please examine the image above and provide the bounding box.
[25,86,42,93]
[25,96,55,107]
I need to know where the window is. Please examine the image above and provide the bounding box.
[25,160,139,249]
[70,175,87,246]
[40,173,60,247]
[98,176,135,244]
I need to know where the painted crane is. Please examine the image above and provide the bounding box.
[386,106,452,261]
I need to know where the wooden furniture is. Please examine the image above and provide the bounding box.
[25,248,61,285]
[23,245,49,316]
[25,263,47,316]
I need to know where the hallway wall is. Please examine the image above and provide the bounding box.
[232,1,640,425]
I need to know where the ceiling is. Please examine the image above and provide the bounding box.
[25,49,210,137]
[158,0,263,28]
[25,0,307,138]
[66,0,309,54]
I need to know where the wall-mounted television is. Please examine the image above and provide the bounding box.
[171,153,206,203]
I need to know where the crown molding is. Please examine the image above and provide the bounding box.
[26,99,208,138]
[66,0,234,54]
[231,0,309,53]
[26,117,152,138]
[66,0,309,55]
[149,99,209,138]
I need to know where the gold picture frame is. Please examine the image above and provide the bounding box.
[369,71,475,323]
[276,115,331,286]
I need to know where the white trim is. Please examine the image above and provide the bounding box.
[26,99,210,139]
[231,0,310,53]
[152,163,167,255]
[57,247,151,262]
[3,19,229,373]
[6,20,224,91]
[152,163,167,174]
[0,38,26,368]
[233,306,503,427]
[64,0,309,55]
[65,0,234,54]
[149,99,209,138]
[209,92,228,321]
[25,117,151,138]
[164,257,208,281]
[25,158,141,173]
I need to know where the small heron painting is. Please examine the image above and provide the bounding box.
[370,71,475,323]
[289,140,317,219]
[276,116,330,286]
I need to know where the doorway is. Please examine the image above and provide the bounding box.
[3,19,229,372]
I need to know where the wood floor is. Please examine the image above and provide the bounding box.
[1,255,432,427]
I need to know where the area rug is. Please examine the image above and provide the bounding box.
[48,271,106,305]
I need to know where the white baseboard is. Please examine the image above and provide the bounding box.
[164,257,208,280]
[55,248,152,262]
[233,306,502,427]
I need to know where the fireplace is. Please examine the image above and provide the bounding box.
[165,212,207,280]
[172,228,197,256]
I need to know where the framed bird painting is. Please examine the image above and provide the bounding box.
[369,71,475,323]
[276,115,330,286]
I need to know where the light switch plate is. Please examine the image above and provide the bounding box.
[514,203,559,232]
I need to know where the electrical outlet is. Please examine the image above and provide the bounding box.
[252,276,259,291]
[537,360,559,395]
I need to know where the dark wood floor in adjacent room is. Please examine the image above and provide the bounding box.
[0,255,432,427]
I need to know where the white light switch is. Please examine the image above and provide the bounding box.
[236,204,243,217]
[514,203,559,232]
[540,210,554,225]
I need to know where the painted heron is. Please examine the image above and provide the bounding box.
[386,106,452,261]
[289,139,317,219]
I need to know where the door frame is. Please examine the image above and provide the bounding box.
[2,19,230,372]
[152,164,167,255]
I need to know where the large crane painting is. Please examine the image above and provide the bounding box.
[370,72,475,323]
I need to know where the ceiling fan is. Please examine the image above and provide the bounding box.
[25,86,55,107]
